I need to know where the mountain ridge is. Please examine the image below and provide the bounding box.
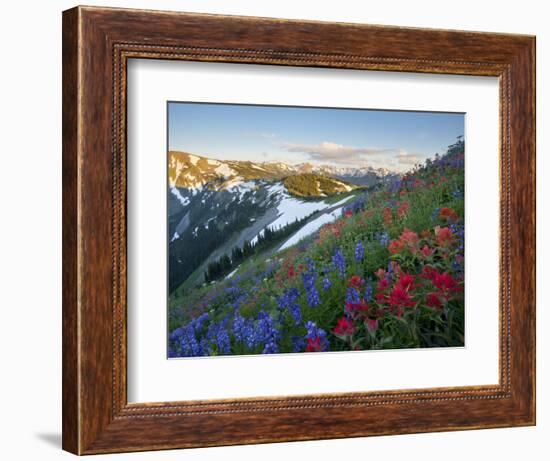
[168,150,396,191]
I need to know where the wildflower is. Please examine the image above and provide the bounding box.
[305,321,329,352]
[345,287,361,304]
[348,275,365,290]
[364,284,373,302]
[377,231,390,247]
[277,288,302,325]
[207,322,231,355]
[256,312,280,354]
[333,317,355,337]
[345,300,370,318]
[450,223,465,252]
[420,245,434,257]
[389,286,415,308]
[375,293,387,304]
[344,208,353,218]
[382,207,393,226]
[396,273,415,291]
[322,277,332,291]
[426,292,443,309]
[365,318,379,333]
[354,240,364,261]
[291,336,306,353]
[302,267,321,308]
[388,178,402,194]
[388,239,405,254]
[434,226,454,246]
[400,228,419,246]
[375,268,387,279]
[287,266,296,278]
[439,207,458,222]
[452,254,464,271]
[377,278,390,291]
[421,265,438,281]
[432,271,462,298]
[332,248,346,279]
[397,202,410,218]
[263,338,279,354]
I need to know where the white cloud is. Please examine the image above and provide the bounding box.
[395,149,423,165]
[281,141,397,164]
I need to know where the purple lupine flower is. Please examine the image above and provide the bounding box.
[352,197,367,214]
[177,323,201,357]
[377,231,390,247]
[207,322,231,355]
[277,288,302,325]
[332,248,346,279]
[256,311,280,354]
[387,178,402,194]
[302,265,321,308]
[304,321,329,352]
[322,277,332,291]
[291,336,306,353]
[345,287,361,304]
[233,312,250,344]
[450,223,465,253]
[451,258,462,272]
[354,240,364,262]
[387,260,394,274]
[364,284,373,303]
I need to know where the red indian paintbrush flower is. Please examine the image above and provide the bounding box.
[439,207,458,222]
[396,273,415,291]
[388,239,404,254]
[420,244,434,257]
[365,318,379,333]
[306,337,322,352]
[333,317,355,337]
[348,275,365,289]
[434,226,454,246]
[397,201,410,218]
[426,292,443,309]
[389,286,416,308]
[345,300,370,318]
[377,278,390,291]
[432,271,462,298]
[400,228,419,246]
[382,207,393,226]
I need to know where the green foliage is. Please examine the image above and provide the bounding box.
[284,173,355,197]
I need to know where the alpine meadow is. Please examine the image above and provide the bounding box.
[167,102,465,358]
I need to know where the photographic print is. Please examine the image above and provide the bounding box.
[167,102,465,358]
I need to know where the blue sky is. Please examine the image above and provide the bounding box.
[168,102,464,172]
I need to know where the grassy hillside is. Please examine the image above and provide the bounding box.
[169,139,465,357]
[283,173,356,197]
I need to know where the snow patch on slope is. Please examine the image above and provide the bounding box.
[170,187,190,206]
[215,163,236,177]
[279,207,344,250]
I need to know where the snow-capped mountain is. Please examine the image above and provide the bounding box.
[168,151,395,191]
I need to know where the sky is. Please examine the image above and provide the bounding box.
[168,102,464,172]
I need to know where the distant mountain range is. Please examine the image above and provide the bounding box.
[168,151,395,192]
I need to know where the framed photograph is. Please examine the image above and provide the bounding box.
[62,6,535,455]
